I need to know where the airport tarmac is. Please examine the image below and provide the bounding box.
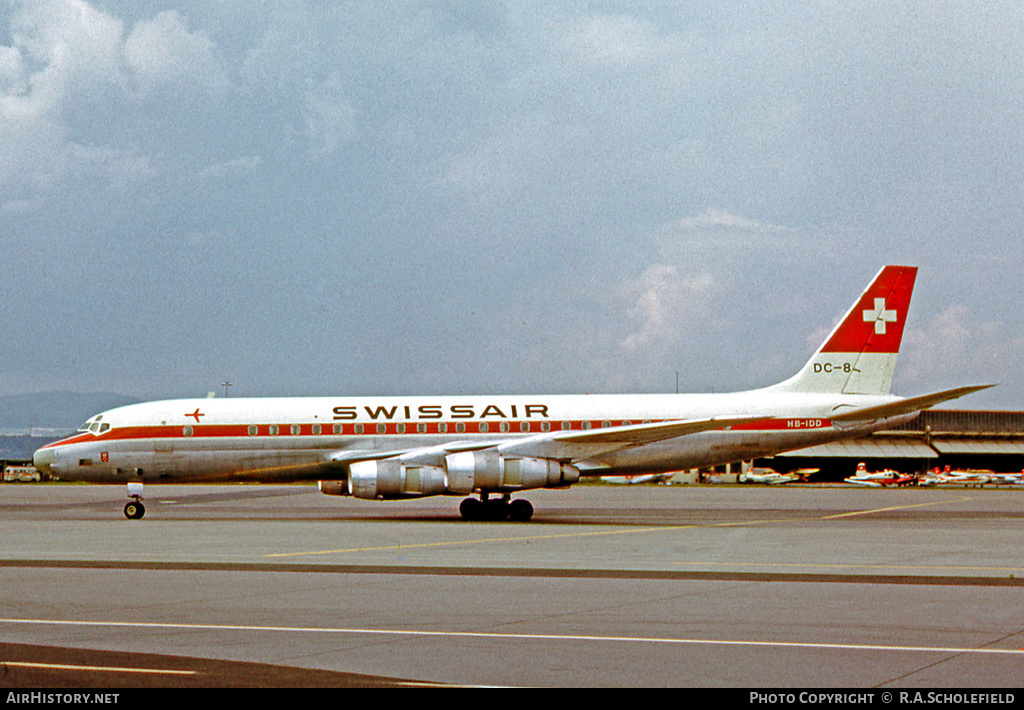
[0,482,1022,688]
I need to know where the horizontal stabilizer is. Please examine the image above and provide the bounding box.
[830,385,994,422]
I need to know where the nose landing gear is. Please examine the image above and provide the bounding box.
[124,481,145,520]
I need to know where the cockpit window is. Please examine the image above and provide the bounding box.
[78,416,110,435]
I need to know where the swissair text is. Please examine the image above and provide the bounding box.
[333,404,551,421]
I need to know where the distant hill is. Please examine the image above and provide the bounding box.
[0,435,56,462]
[0,391,141,436]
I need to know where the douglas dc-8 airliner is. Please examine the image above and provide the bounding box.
[33,266,989,521]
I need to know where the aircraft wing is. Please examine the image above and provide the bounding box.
[327,448,414,466]
[830,385,994,423]
[496,415,770,461]
[328,440,513,467]
[326,415,769,469]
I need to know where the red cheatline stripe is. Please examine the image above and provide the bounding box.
[42,418,833,447]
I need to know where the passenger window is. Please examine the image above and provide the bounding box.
[417,423,426,434]
[183,426,193,437]
[479,422,488,433]
[291,424,301,435]
[376,423,386,434]
[270,424,279,435]
[456,423,465,433]
[312,424,322,435]
[248,425,258,436]
[520,421,530,433]
[355,424,364,434]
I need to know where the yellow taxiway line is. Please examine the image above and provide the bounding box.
[264,496,974,559]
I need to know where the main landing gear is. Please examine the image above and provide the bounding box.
[124,481,145,520]
[459,493,534,522]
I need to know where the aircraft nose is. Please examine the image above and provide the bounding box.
[32,447,54,477]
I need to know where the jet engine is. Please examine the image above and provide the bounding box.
[319,452,579,504]
[344,459,446,500]
[443,451,579,493]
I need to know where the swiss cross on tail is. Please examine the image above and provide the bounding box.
[820,265,916,355]
[863,298,897,334]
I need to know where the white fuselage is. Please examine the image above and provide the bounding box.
[34,389,910,486]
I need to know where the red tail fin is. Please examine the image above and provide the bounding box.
[819,265,916,355]
[770,266,918,395]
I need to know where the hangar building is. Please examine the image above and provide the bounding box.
[767,410,1024,480]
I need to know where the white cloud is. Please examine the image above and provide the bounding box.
[0,0,125,120]
[562,15,666,68]
[2,196,44,215]
[124,11,229,97]
[66,143,156,189]
[902,304,972,385]
[0,45,27,96]
[620,265,717,353]
[674,207,790,232]
[0,2,235,192]
[0,2,130,188]
[442,122,534,194]
[901,303,1023,401]
[654,208,803,260]
[13,0,126,82]
[198,155,263,182]
[302,74,357,159]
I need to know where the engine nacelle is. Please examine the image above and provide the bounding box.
[318,480,347,497]
[444,451,579,494]
[346,459,446,500]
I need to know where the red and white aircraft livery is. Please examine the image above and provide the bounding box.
[33,266,989,521]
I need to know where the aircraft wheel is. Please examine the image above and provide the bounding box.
[124,501,145,520]
[482,500,510,521]
[459,497,481,521]
[508,499,534,522]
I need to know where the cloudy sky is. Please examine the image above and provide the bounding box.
[1,1,1021,409]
